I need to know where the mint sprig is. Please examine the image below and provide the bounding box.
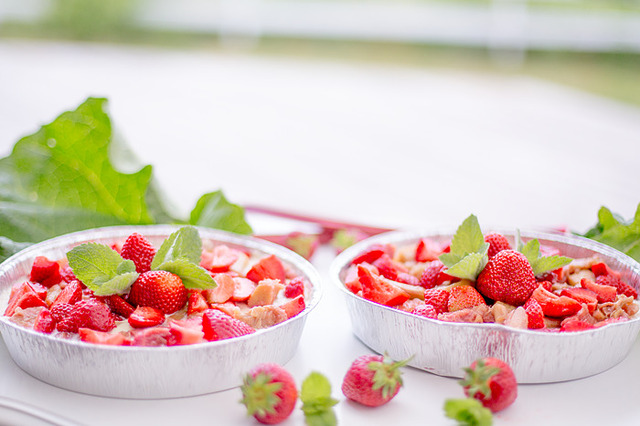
[300,372,339,426]
[67,243,139,296]
[439,215,489,281]
[444,398,493,426]
[515,230,572,276]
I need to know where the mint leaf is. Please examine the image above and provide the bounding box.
[445,250,489,281]
[151,226,202,269]
[583,203,640,263]
[156,258,216,290]
[515,231,572,276]
[449,215,485,257]
[300,372,338,426]
[190,191,253,235]
[444,398,493,426]
[67,243,139,295]
[519,238,540,265]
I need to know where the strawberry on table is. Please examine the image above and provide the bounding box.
[341,353,409,407]
[128,270,188,314]
[460,357,517,413]
[120,232,156,274]
[241,363,298,425]
[476,250,538,306]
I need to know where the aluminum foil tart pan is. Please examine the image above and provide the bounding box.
[0,226,322,399]
[330,230,640,383]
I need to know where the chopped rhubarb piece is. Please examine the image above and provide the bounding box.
[280,295,306,319]
[560,287,598,313]
[560,320,596,332]
[4,282,46,316]
[591,262,621,279]
[231,277,256,302]
[51,280,82,307]
[79,328,129,346]
[131,327,172,347]
[415,238,445,262]
[29,282,48,300]
[581,278,617,303]
[357,265,409,307]
[128,306,165,329]
[284,277,305,299]
[248,280,284,308]
[524,298,545,329]
[168,319,205,345]
[202,309,255,341]
[395,272,420,286]
[203,273,236,304]
[187,291,208,314]
[343,265,362,294]
[246,255,286,283]
[29,256,62,287]
[530,286,582,318]
[33,308,55,334]
[372,254,408,281]
[350,244,393,265]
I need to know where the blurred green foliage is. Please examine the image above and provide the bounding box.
[43,0,137,39]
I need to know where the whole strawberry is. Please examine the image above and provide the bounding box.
[241,363,298,425]
[121,233,156,273]
[341,353,408,407]
[476,250,537,306]
[460,357,517,413]
[484,232,511,258]
[128,270,187,314]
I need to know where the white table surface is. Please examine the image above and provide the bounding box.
[1,40,640,425]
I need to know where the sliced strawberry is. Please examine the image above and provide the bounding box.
[51,280,82,307]
[57,300,115,333]
[29,282,48,300]
[4,282,47,316]
[101,294,135,318]
[202,309,255,341]
[415,238,445,262]
[560,320,596,332]
[280,295,306,319]
[203,245,240,273]
[246,255,286,284]
[131,327,173,347]
[203,273,236,304]
[560,287,598,313]
[530,286,581,318]
[357,265,410,307]
[187,291,208,314]
[79,328,130,346]
[351,244,394,265]
[591,262,621,279]
[411,304,438,319]
[284,277,305,299]
[59,266,77,283]
[33,308,55,334]
[448,285,486,312]
[128,306,165,328]
[596,275,637,298]
[120,232,156,274]
[419,261,446,289]
[29,256,62,287]
[524,298,545,329]
[423,288,449,314]
[230,277,257,302]
[168,319,205,345]
[580,278,617,303]
[372,254,408,281]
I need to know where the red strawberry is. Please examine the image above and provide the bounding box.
[580,278,617,303]
[372,254,407,281]
[596,275,637,298]
[415,238,445,262]
[476,250,538,306]
[343,265,362,294]
[411,304,438,319]
[128,306,165,328]
[101,294,135,318]
[57,300,115,333]
[51,303,74,323]
[423,288,449,314]
[59,266,77,283]
[247,255,286,284]
[120,232,156,274]
[51,280,82,307]
[591,262,621,279]
[448,285,486,312]
[461,357,517,413]
[202,245,240,273]
[523,298,545,329]
[419,260,446,289]
[284,277,305,299]
[560,320,596,332]
[279,295,306,319]
[202,309,255,341]
[342,354,408,407]
[241,363,298,425]
[484,233,511,258]
[131,327,173,347]
[560,287,598,313]
[33,308,55,334]
[351,244,393,265]
[530,286,581,318]
[79,328,130,346]
[29,256,62,287]
[4,282,46,316]
[358,265,410,307]
[187,291,208,314]
[168,319,205,346]
[128,271,188,314]
[203,273,236,304]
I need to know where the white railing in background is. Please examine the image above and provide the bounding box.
[1,0,639,53]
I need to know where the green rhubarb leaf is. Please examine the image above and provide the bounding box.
[151,226,202,269]
[156,258,216,290]
[0,237,32,263]
[582,203,640,263]
[444,398,493,426]
[300,372,338,426]
[67,242,139,295]
[190,191,253,235]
